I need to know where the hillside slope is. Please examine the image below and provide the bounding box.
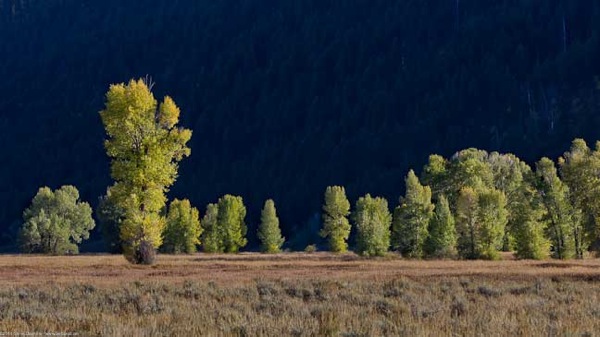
[1,0,599,249]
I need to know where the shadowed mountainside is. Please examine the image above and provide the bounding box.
[1,0,600,250]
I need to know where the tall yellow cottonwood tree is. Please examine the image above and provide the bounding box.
[100,79,192,264]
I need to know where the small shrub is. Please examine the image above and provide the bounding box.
[477,285,503,298]
[450,295,467,317]
[304,244,317,253]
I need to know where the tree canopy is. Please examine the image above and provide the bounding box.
[162,199,202,254]
[20,186,95,255]
[2,1,600,250]
[99,79,192,264]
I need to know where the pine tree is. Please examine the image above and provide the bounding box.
[201,203,221,253]
[99,79,192,264]
[258,199,285,253]
[162,199,203,254]
[217,195,247,253]
[424,195,457,258]
[320,186,352,253]
[354,194,392,257]
[392,170,434,258]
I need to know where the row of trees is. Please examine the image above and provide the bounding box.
[20,187,286,258]
[18,78,600,263]
[19,137,600,261]
[320,140,600,260]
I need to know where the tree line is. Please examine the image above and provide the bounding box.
[2,1,600,250]
[18,79,600,263]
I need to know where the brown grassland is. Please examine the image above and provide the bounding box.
[0,252,599,336]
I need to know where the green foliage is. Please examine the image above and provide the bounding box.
[96,190,125,254]
[536,158,579,259]
[99,79,192,264]
[424,195,457,258]
[421,154,449,198]
[476,188,508,260]
[455,186,508,260]
[448,149,495,194]
[487,152,528,251]
[392,170,434,258]
[354,194,392,257]
[320,186,351,253]
[258,199,285,253]
[4,2,600,250]
[200,203,221,253]
[20,186,95,255]
[304,244,317,253]
[559,139,599,254]
[162,199,203,254]
[510,170,551,260]
[217,195,248,253]
[455,187,479,259]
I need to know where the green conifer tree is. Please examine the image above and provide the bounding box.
[424,195,457,258]
[258,199,285,253]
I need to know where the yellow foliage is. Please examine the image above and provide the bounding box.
[99,79,191,262]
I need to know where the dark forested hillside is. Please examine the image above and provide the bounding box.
[1,0,599,250]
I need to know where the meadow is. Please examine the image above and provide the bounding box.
[0,253,599,336]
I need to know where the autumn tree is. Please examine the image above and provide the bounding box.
[536,157,579,259]
[217,195,247,253]
[162,199,202,254]
[99,78,192,264]
[200,203,221,253]
[392,170,434,257]
[258,199,285,253]
[20,186,95,255]
[424,195,457,258]
[354,194,392,257]
[320,186,352,253]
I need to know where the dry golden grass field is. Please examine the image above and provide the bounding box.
[1,253,600,336]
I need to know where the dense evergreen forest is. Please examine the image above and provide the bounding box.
[1,0,600,251]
